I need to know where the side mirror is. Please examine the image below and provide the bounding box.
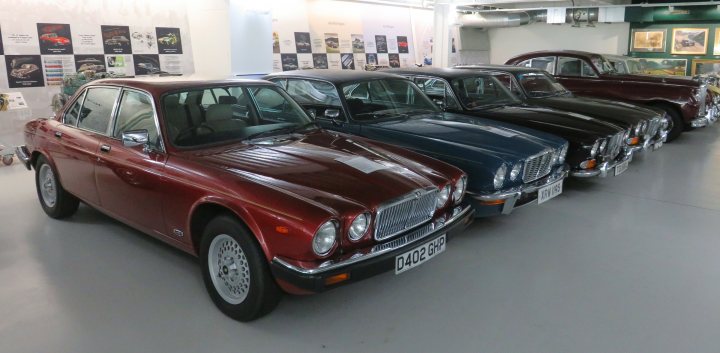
[432,98,446,111]
[306,108,317,119]
[122,129,149,148]
[324,108,344,126]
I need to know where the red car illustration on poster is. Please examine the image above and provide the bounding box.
[40,33,70,45]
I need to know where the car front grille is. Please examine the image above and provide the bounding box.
[522,151,554,183]
[646,118,661,140]
[374,187,438,241]
[604,132,624,161]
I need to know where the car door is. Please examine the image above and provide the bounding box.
[553,56,603,97]
[94,88,168,234]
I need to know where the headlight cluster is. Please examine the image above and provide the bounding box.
[555,144,568,165]
[312,220,338,256]
[452,176,467,203]
[590,139,601,157]
[635,121,648,136]
[494,164,507,189]
[348,212,370,242]
[510,163,522,181]
[436,184,451,209]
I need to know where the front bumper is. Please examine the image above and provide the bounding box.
[15,145,31,170]
[570,150,632,178]
[468,164,569,217]
[691,106,716,128]
[270,203,474,293]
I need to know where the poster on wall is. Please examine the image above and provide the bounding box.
[294,32,311,53]
[133,54,160,75]
[74,54,106,73]
[37,23,73,55]
[351,34,365,53]
[324,33,339,53]
[375,35,388,53]
[102,25,132,54]
[313,54,328,69]
[636,58,686,76]
[340,53,354,70]
[388,53,400,68]
[691,59,720,75]
[630,29,666,53]
[387,37,398,53]
[105,54,133,76]
[5,55,44,88]
[397,36,409,54]
[298,54,312,69]
[671,28,708,55]
[281,54,299,71]
[159,55,183,74]
[272,32,280,53]
[366,53,378,66]
[328,54,341,69]
[70,24,103,54]
[156,27,182,54]
[130,28,157,54]
[42,55,75,86]
[2,23,39,54]
[0,92,27,111]
[714,29,720,56]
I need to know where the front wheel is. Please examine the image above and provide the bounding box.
[200,215,281,321]
[35,155,79,218]
[653,104,684,142]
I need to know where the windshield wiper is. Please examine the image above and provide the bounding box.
[244,121,319,141]
[288,121,320,133]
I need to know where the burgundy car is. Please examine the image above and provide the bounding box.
[506,50,717,141]
[16,78,472,321]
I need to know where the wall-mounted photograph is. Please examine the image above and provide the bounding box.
[397,36,409,54]
[74,54,106,73]
[375,35,388,53]
[37,23,73,55]
[388,53,400,68]
[671,27,708,55]
[102,25,132,54]
[630,29,666,53]
[691,59,720,75]
[340,53,354,70]
[366,53,378,66]
[637,58,687,76]
[273,32,280,54]
[281,54,299,71]
[324,33,339,53]
[714,28,720,56]
[312,54,328,69]
[5,55,45,88]
[133,54,161,75]
[156,27,182,54]
[294,32,311,53]
[351,34,365,53]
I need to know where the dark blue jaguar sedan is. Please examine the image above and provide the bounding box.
[265,70,569,217]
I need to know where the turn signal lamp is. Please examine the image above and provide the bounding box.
[324,273,350,286]
[479,199,505,206]
[627,137,640,145]
[580,159,597,170]
[275,226,289,234]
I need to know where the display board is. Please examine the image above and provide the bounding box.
[269,0,432,72]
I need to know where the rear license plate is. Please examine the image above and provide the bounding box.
[653,141,663,150]
[615,160,629,176]
[538,180,563,204]
[395,234,446,274]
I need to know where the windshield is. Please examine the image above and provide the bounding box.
[451,74,521,109]
[592,55,616,74]
[341,79,438,121]
[163,84,313,147]
[515,72,570,98]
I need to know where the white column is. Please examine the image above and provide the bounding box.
[432,3,455,68]
[186,0,232,76]
[228,0,273,75]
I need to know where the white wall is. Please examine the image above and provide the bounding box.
[186,0,230,77]
[487,22,630,64]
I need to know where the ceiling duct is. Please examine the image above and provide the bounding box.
[457,10,546,28]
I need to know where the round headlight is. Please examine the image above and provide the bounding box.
[493,164,507,189]
[312,220,337,256]
[590,140,601,157]
[558,144,568,164]
[348,213,370,241]
[509,163,522,181]
[599,139,607,154]
[452,176,467,203]
[623,129,631,141]
[634,123,642,136]
[436,184,451,209]
[641,121,648,133]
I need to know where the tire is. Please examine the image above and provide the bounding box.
[653,104,684,142]
[200,214,281,321]
[35,155,79,219]
[2,155,12,166]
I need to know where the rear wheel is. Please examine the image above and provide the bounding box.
[200,214,281,321]
[652,104,683,142]
[35,155,79,219]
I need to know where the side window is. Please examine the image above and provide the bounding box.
[558,56,597,78]
[518,56,556,74]
[250,86,300,122]
[414,77,459,109]
[286,79,341,107]
[78,87,120,134]
[271,79,287,89]
[200,89,217,106]
[63,90,86,126]
[581,60,598,77]
[113,90,160,148]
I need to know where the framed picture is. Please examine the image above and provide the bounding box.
[714,28,720,55]
[636,58,687,76]
[691,59,720,75]
[631,29,666,53]
[671,28,708,55]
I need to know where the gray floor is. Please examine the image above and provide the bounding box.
[2,127,720,353]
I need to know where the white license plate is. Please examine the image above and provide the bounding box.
[537,180,563,204]
[653,141,663,151]
[615,160,629,176]
[395,234,446,274]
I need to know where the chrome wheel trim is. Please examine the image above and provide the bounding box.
[39,164,57,208]
[208,234,250,305]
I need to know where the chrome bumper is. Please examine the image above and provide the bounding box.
[470,164,569,215]
[15,145,31,170]
[570,151,632,178]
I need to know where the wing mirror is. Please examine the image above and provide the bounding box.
[324,108,344,126]
[432,98,446,111]
[306,108,317,119]
[122,130,149,148]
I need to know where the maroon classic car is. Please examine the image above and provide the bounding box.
[506,50,717,141]
[16,77,472,321]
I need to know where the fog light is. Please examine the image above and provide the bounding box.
[324,273,350,286]
[580,159,597,169]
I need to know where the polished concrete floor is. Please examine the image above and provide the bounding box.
[2,127,720,353]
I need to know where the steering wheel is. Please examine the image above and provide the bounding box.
[175,124,215,143]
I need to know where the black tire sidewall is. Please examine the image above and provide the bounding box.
[658,105,684,142]
[200,215,279,321]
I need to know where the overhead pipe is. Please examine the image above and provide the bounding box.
[457,10,545,28]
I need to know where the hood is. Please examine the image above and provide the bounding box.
[530,96,660,127]
[182,130,444,212]
[463,104,621,145]
[605,73,701,87]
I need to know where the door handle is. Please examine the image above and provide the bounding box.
[100,144,111,152]
[54,131,62,138]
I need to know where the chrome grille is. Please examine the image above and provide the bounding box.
[604,132,623,161]
[374,187,438,241]
[645,118,661,139]
[522,151,554,183]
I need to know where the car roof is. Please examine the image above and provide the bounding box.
[265,69,407,85]
[382,67,492,80]
[86,76,274,95]
[455,64,546,74]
